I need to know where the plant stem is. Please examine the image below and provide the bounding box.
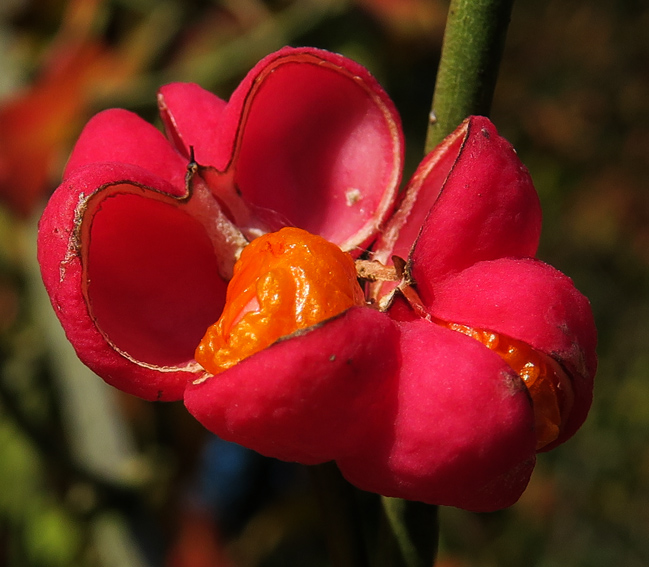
[379,498,439,567]
[426,0,515,152]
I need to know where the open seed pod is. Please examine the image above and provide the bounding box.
[37,47,403,400]
[38,47,597,512]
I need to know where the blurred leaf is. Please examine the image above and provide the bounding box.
[23,501,82,567]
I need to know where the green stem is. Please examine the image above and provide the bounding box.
[425,0,515,152]
[379,498,439,567]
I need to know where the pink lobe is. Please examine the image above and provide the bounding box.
[223,47,403,251]
[157,82,228,163]
[429,257,597,448]
[38,163,226,401]
[409,117,542,300]
[372,115,466,266]
[63,108,188,192]
[184,306,400,465]
[336,318,537,512]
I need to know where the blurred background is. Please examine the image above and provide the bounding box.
[0,0,647,565]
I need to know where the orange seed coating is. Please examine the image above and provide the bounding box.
[443,322,573,449]
[195,227,366,375]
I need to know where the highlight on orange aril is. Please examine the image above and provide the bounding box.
[443,322,573,450]
[195,227,366,375]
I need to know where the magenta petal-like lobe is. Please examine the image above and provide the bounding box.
[157,82,228,163]
[372,115,467,266]
[184,307,400,465]
[409,117,542,299]
[428,257,597,448]
[227,47,403,251]
[336,319,536,512]
[38,163,227,401]
[63,108,188,192]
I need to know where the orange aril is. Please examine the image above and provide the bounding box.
[443,322,573,450]
[195,227,366,375]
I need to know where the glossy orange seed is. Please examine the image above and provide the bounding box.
[443,322,573,450]
[195,227,366,375]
